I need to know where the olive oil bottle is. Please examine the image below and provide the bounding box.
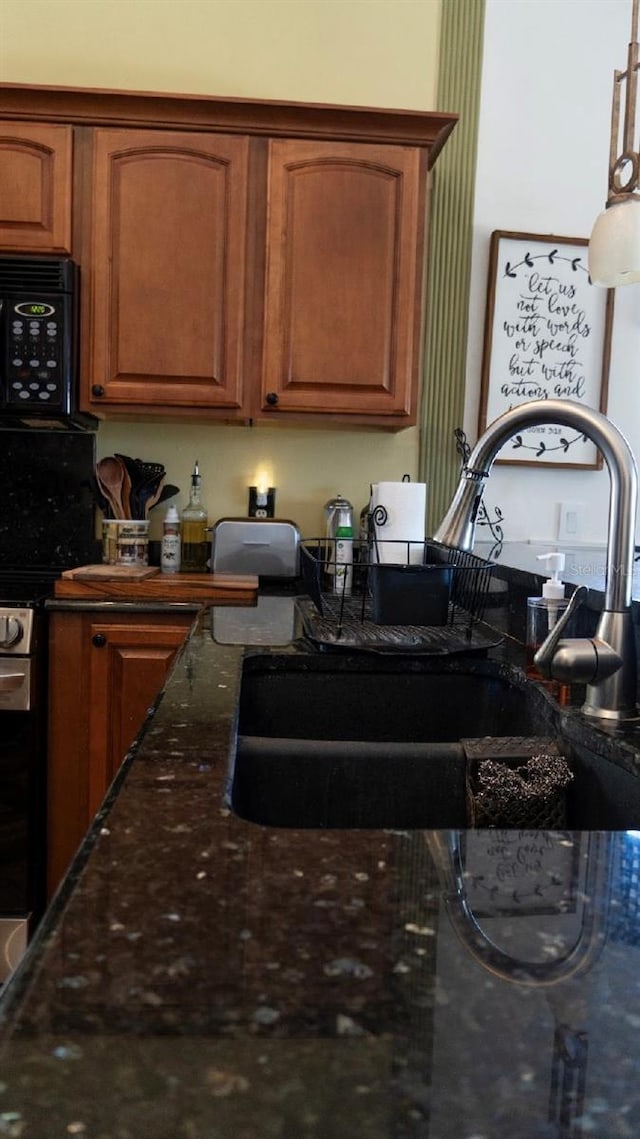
[180,461,209,572]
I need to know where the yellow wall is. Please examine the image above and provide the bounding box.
[1,0,442,538]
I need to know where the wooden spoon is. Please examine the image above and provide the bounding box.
[96,456,127,519]
[120,466,132,519]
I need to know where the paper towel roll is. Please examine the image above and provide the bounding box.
[370,481,427,564]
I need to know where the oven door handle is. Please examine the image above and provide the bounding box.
[0,672,25,692]
[0,661,31,710]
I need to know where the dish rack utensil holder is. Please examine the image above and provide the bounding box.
[298,538,498,654]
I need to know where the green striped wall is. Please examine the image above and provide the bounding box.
[420,0,486,532]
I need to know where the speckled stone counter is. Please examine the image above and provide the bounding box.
[1,601,640,1138]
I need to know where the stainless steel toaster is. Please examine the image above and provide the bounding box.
[211,518,300,578]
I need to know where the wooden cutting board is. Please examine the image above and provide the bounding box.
[54,566,259,606]
[61,564,160,582]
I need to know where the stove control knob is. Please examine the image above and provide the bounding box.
[0,616,23,648]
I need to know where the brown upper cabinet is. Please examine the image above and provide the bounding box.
[87,129,249,413]
[0,121,73,252]
[261,139,424,420]
[0,86,457,427]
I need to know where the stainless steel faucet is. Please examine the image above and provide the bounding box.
[433,398,639,722]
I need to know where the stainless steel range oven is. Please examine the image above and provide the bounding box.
[0,570,56,982]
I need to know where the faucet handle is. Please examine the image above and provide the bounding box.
[533,584,588,677]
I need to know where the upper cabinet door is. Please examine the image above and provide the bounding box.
[86,129,249,413]
[261,140,424,424]
[0,122,73,252]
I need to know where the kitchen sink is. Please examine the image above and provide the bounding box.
[235,654,554,743]
[228,653,640,831]
[231,654,555,829]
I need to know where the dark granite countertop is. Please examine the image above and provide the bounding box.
[1,585,640,1137]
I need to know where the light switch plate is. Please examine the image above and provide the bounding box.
[557,501,586,542]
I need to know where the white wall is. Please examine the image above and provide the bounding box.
[465,0,640,546]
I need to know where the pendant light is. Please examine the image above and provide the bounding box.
[588,0,640,286]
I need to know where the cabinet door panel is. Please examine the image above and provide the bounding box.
[47,611,192,898]
[0,122,72,252]
[262,140,422,421]
[87,128,248,411]
[87,619,191,817]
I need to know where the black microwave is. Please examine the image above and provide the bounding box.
[0,254,94,428]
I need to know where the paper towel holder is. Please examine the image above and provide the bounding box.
[366,471,416,527]
[367,475,427,567]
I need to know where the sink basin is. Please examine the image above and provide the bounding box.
[235,654,554,743]
[230,654,558,829]
[228,653,640,831]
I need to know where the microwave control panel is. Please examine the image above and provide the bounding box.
[4,294,72,413]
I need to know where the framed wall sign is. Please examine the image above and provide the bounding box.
[478,231,614,468]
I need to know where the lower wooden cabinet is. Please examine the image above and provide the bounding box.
[47,609,194,897]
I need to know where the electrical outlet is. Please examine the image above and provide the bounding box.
[557,501,585,542]
[248,486,276,518]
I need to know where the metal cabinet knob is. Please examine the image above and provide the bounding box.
[92,633,107,648]
[265,392,279,406]
[92,384,105,397]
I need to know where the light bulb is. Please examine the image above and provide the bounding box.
[588,197,640,286]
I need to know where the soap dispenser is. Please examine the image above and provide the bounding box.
[526,552,571,702]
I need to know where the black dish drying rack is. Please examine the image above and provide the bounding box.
[298,538,500,654]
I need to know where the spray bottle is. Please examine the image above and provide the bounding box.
[323,495,354,595]
[526,552,571,703]
[161,505,181,574]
